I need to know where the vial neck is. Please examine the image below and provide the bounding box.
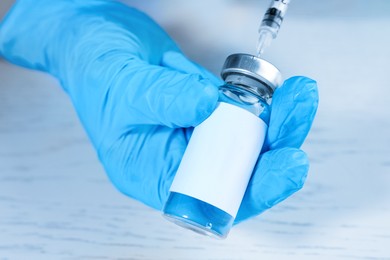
[219,84,269,105]
[219,84,270,121]
[223,74,273,100]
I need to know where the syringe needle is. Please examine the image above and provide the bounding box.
[256,30,273,57]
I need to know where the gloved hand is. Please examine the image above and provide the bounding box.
[0,0,318,224]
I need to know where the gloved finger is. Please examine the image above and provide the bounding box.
[234,147,309,224]
[99,125,187,210]
[116,59,220,128]
[161,51,224,86]
[266,76,319,150]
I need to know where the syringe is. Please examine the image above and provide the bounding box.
[256,0,291,56]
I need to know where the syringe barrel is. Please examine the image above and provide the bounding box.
[260,0,290,36]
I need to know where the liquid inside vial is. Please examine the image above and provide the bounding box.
[163,192,234,238]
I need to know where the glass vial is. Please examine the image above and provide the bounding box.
[163,53,282,239]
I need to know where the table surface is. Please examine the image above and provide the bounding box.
[1,1,390,259]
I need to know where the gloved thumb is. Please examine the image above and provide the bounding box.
[235,147,309,224]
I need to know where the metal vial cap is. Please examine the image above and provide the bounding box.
[221,53,282,99]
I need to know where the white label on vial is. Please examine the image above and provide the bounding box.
[169,102,267,217]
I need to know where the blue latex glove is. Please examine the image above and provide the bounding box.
[0,0,318,223]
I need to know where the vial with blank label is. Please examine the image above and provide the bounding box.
[163,53,282,238]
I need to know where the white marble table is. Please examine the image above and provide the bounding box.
[1,1,390,259]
